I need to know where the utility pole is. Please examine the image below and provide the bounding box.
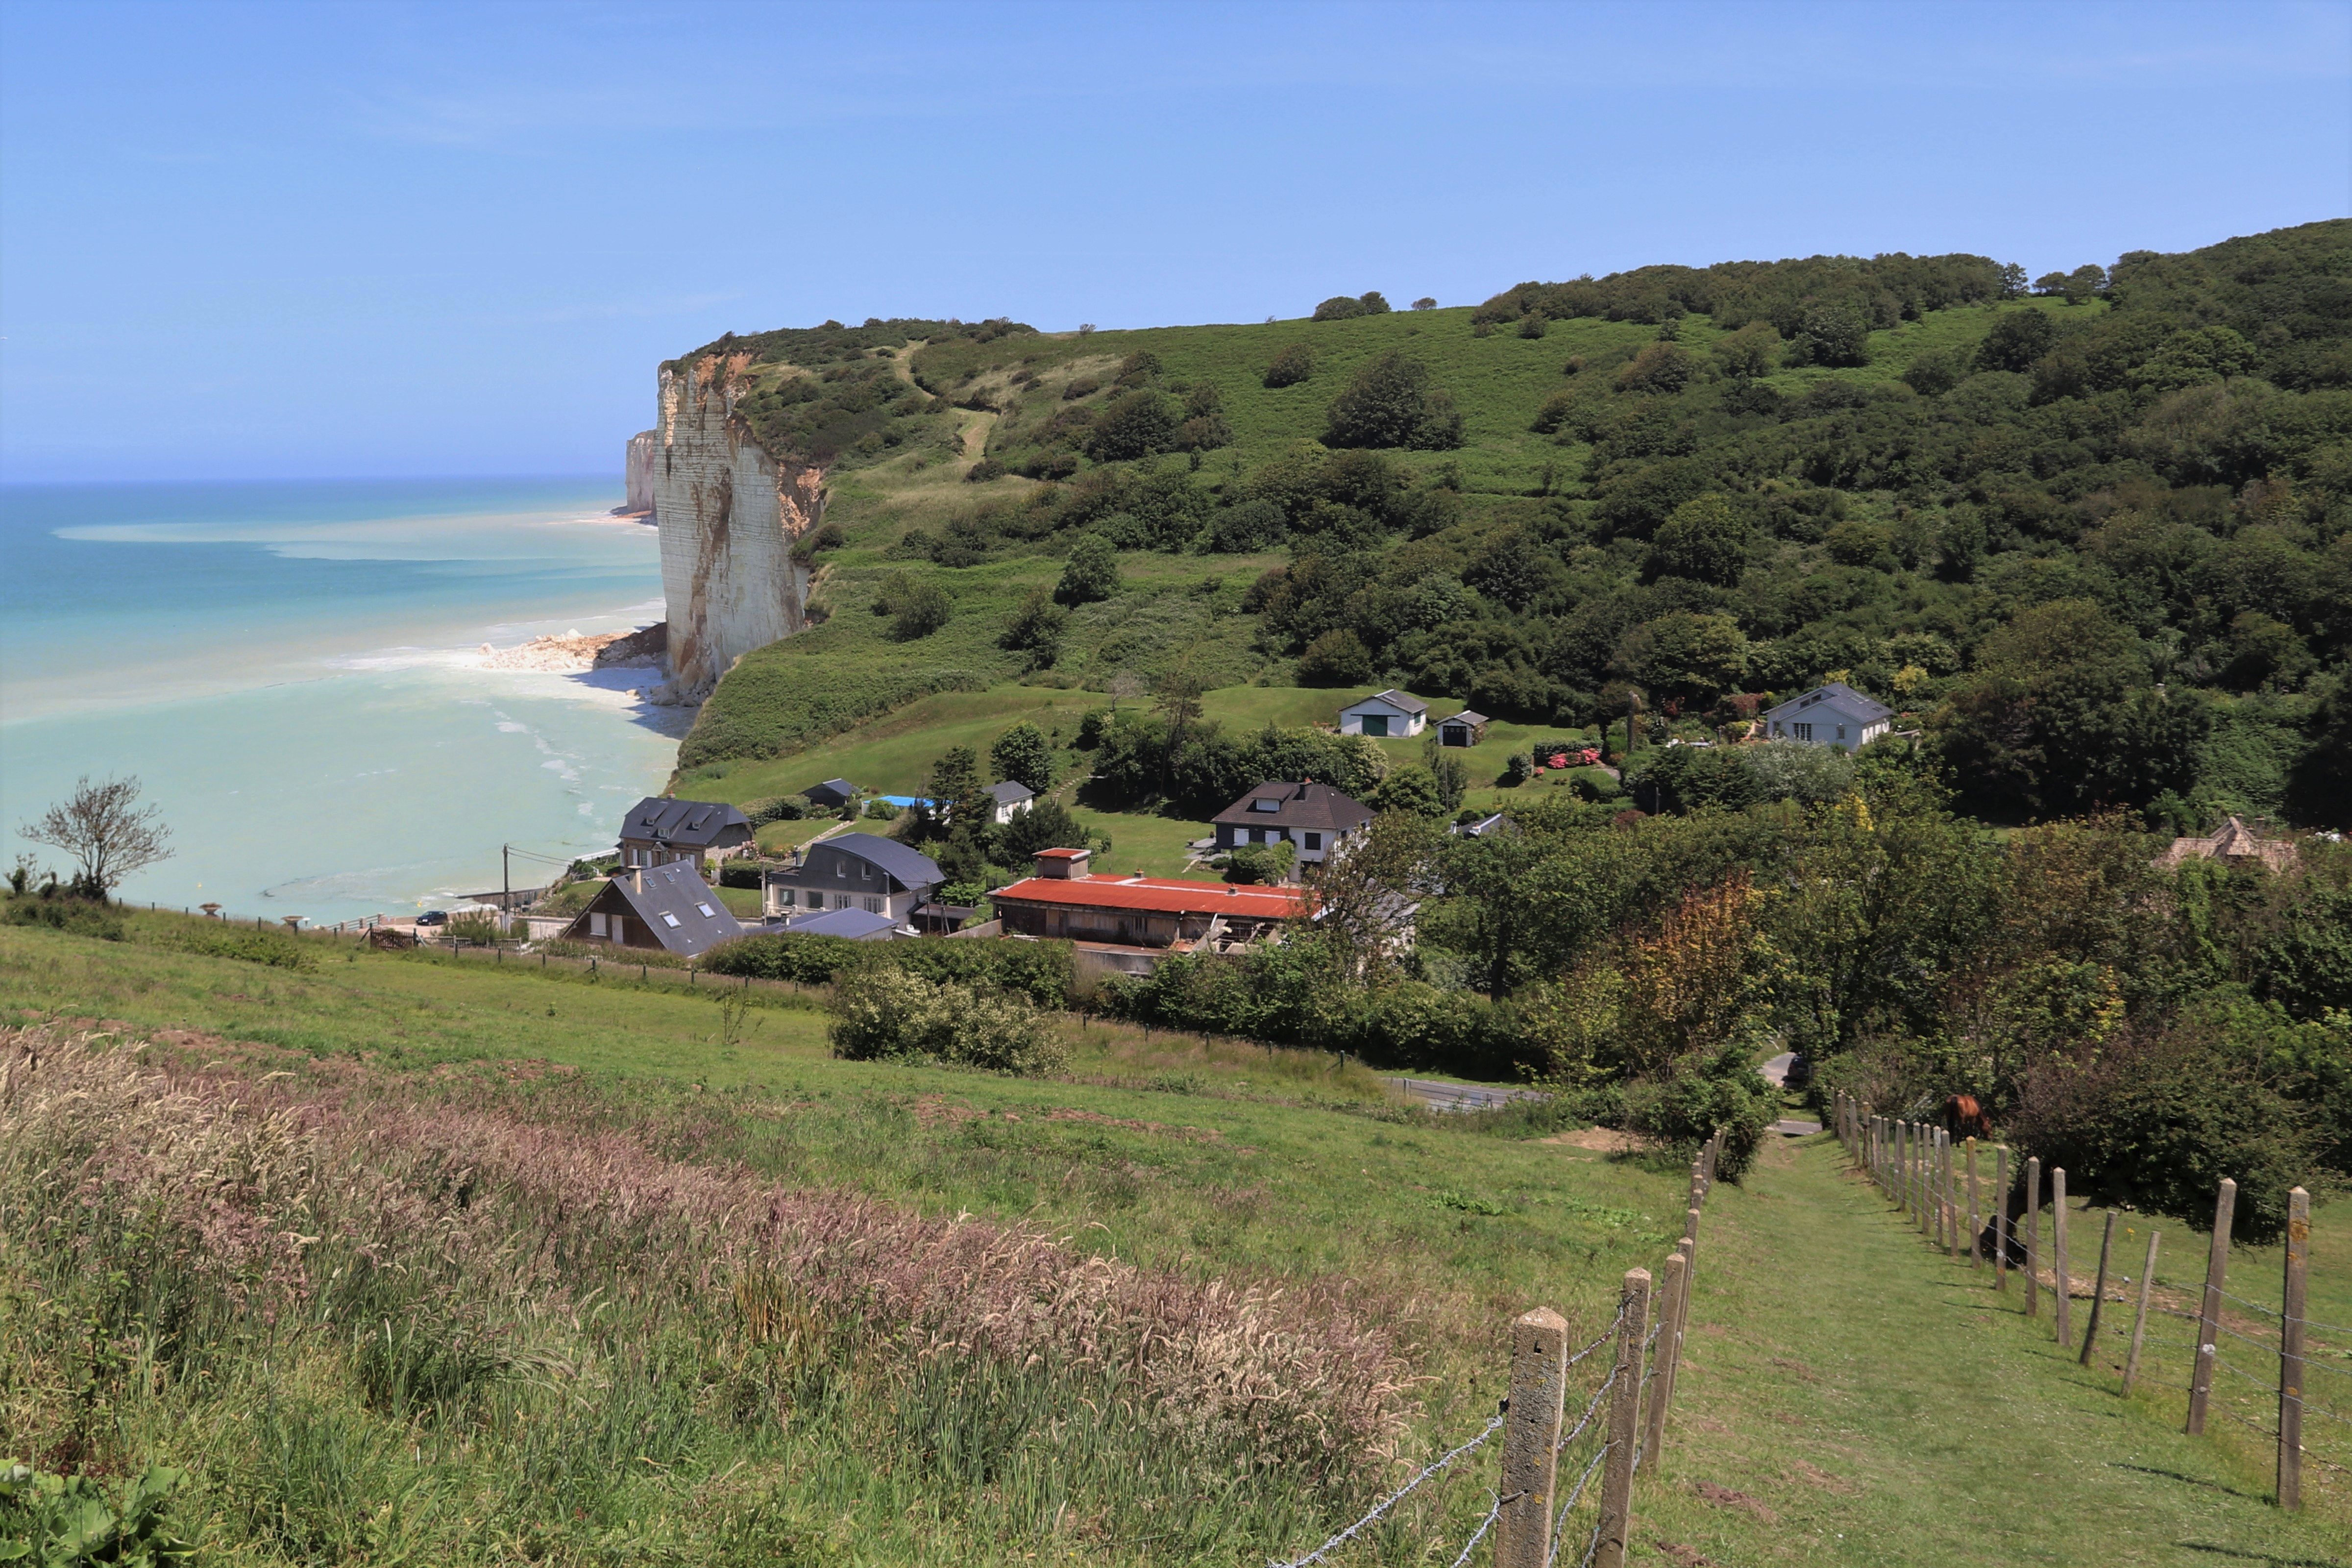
[502,844,511,935]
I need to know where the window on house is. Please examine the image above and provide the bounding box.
[1836,725,1846,741]
[662,912,681,928]
[835,861,847,878]
[589,912,607,937]
[1305,832,1323,851]
[1250,798,1280,812]
[1793,723,1813,741]
[862,897,882,914]
[1771,722,1783,738]
[695,902,716,917]
[860,862,871,880]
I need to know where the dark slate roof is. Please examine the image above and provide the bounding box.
[1761,681,1893,725]
[986,781,1035,806]
[590,862,744,956]
[802,778,857,803]
[815,832,942,891]
[1443,710,1491,727]
[1344,688,1429,715]
[620,796,752,848]
[787,906,902,940]
[1211,781,1375,834]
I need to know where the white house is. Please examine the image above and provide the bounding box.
[1760,682,1892,752]
[1337,689,1427,738]
[985,781,1035,825]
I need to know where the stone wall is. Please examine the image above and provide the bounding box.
[652,356,823,698]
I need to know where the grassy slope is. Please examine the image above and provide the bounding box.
[677,295,2075,785]
[1624,1132,2349,1564]
[9,920,2343,1562]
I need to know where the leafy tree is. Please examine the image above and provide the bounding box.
[1372,765,1446,818]
[1712,321,1781,379]
[1411,296,1437,311]
[1616,611,1749,704]
[1463,525,1563,610]
[1224,842,1296,884]
[999,795,1090,862]
[1312,295,1372,321]
[1615,342,1696,393]
[1643,494,1750,585]
[1211,498,1288,553]
[1296,628,1374,686]
[1083,390,1179,462]
[1263,343,1315,388]
[889,581,952,641]
[998,587,1066,666]
[1975,309,2060,372]
[1322,352,1464,450]
[2286,679,2352,827]
[990,721,1056,795]
[1898,348,1970,396]
[1517,313,1547,339]
[1055,535,1122,605]
[1788,303,1871,368]
[1428,751,1469,812]
[17,775,172,898]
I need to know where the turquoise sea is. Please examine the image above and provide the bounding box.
[0,479,682,924]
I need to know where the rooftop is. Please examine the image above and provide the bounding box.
[986,781,1035,805]
[991,874,1310,920]
[1762,682,1892,724]
[785,906,903,940]
[799,832,942,890]
[588,861,745,956]
[620,796,752,847]
[1210,781,1375,833]
[1345,687,1429,714]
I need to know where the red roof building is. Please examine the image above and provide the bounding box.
[990,847,1307,949]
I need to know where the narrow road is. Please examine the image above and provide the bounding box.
[1383,1076,1542,1112]
[1629,1134,2344,1563]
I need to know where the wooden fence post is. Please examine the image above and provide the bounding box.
[1995,1146,2010,1291]
[2278,1186,2310,1511]
[1967,1137,1982,1268]
[1942,1130,1958,1258]
[2080,1210,2117,1366]
[2025,1157,2042,1319]
[1496,1307,1569,1568]
[1641,1251,1688,1472]
[2187,1177,2236,1436]
[1592,1269,1653,1568]
[2122,1228,2160,1396]
[2052,1168,2073,1349]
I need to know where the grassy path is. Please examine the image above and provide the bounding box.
[1622,1133,2348,1566]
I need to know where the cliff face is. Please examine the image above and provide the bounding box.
[624,429,660,516]
[653,355,823,699]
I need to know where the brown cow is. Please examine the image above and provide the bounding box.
[1944,1094,1992,1140]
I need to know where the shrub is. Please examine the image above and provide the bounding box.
[1517,314,1546,339]
[1500,754,1532,787]
[990,720,1056,794]
[151,919,312,968]
[706,930,1076,1005]
[741,796,806,824]
[1296,629,1374,686]
[828,964,1068,1075]
[4,894,125,941]
[1323,352,1464,451]
[1620,1043,1774,1180]
[891,583,953,641]
[1312,296,1367,321]
[1061,376,1100,401]
[447,913,503,944]
[1263,344,1316,388]
[1082,391,1179,463]
[1224,843,1295,884]
[718,861,764,888]
[965,458,1005,482]
[1211,498,1288,553]
[1055,535,1122,605]
[1411,297,1436,311]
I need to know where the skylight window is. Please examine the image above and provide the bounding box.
[696,903,715,917]
[1250,799,1281,812]
[662,912,681,928]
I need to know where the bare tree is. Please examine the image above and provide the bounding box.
[19,776,172,898]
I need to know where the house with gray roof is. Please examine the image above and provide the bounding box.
[762,832,941,923]
[618,796,754,871]
[785,905,906,941]
[802,779,857,809]
[1759,682,1893,752]
[985,781,1035,825]
[1210,781,1374,868]
[1338,689,1428,738]
[562,862,744,958]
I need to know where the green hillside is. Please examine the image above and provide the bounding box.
[677,220,2352,836]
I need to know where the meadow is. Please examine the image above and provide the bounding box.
[4,913,2345,1563]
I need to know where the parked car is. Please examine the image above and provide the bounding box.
[1785,1052,1813,1090]
[415,910,449,928]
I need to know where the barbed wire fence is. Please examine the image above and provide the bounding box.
[1271,1130,1729,1568]
[1832,1092,2343,1511]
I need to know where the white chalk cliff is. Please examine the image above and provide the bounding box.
[649,352,822,701]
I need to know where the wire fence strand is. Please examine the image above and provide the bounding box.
[1545,1442,1613,1568]
[1446,1494,1510,1568]
[1268,1413,1504,1568]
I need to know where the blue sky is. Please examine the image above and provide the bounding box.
[2,0,2346,482]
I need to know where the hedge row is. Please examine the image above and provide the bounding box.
[703,930,1076,1006]
[678,657,987,767]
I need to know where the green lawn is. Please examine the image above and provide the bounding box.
[5,918,2343,1562]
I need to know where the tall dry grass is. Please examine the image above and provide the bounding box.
[0,1025,1418,1560]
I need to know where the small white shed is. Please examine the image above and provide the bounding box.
[1338,689,1428,738]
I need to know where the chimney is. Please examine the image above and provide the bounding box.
[1036,847,1091,880]
[628,867,645,893]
